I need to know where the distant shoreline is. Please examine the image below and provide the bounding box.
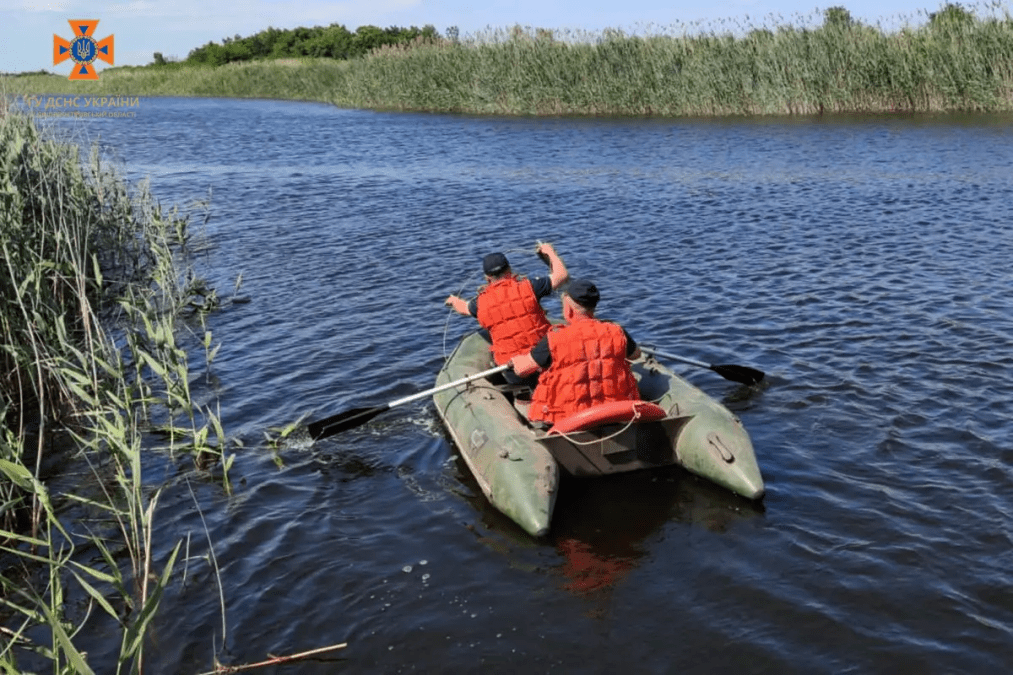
[5,12,1013,117]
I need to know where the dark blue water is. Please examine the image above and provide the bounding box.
[29,99,1013,672]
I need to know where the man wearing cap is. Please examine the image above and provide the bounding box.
[445,243,568,369]
[510,278,642,425]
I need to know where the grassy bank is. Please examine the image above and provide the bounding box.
[1,109,230,672]
[5,5,1013,116]
[4,59,354,103]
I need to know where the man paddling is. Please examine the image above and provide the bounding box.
[510,278,642,425]
[445,243,568,376]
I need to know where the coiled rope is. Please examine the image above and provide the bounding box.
[545,406,646,445]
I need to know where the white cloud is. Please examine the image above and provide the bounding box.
[62,0,424,30]
[17,1,73,12]
[11,0,425,32]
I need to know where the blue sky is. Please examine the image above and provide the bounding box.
[1,0,986,74]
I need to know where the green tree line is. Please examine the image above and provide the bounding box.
[179,23,441,66]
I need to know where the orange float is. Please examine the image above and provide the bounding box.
[548,400,668,435]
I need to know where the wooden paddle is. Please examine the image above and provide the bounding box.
[641,346,765,386]
[307,363,510,440]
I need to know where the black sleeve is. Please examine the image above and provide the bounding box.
[623,328,637,357]
[529,276,552,299]
[530,335,552,369]
[467,298,478,317]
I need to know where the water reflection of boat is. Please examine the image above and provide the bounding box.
[446,457,764,593]
[553,467,765,593]
[433,332,765,537]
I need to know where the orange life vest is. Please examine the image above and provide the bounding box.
[529,317,641,424]
[476,275,552,365]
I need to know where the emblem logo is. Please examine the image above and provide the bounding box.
[54,20,114,80]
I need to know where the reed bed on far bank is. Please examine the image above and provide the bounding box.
[346,7,1013,116]
[6,5,1013,116]
[1,109,230,673]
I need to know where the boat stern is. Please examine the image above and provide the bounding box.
[675,408,764,500]
[434,332,560,538]
[487,451,558,537]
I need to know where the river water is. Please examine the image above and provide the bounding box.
[25,99,1013,672]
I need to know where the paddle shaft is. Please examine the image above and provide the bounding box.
[641,346,765,386]
[392,363,510,407]
[308,363,511,439]
[641,347,710,370]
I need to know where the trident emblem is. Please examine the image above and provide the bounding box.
[54,20,114,80]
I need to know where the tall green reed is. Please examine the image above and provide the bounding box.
[1,108,230,672]
[338,7,1013,116]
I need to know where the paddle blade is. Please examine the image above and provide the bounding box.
[308,405,389,440]
[710,364,765,386]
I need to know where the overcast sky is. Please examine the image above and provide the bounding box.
[1,0,986,74]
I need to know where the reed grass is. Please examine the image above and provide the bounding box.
[341,6,1013,116]
[1,108,231,672]
[4,4,1013,116]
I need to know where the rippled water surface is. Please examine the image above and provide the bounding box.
[34,100,1013,672]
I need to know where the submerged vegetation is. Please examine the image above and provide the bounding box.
[1,108,231,671]
[4,3,1013,116]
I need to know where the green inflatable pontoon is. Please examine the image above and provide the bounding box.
[433,332,764,537]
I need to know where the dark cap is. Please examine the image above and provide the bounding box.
[483,252,510,276]
[564,278,600,309]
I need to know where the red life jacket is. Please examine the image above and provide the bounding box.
[476,275,552,365]
[529,317,641,424]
